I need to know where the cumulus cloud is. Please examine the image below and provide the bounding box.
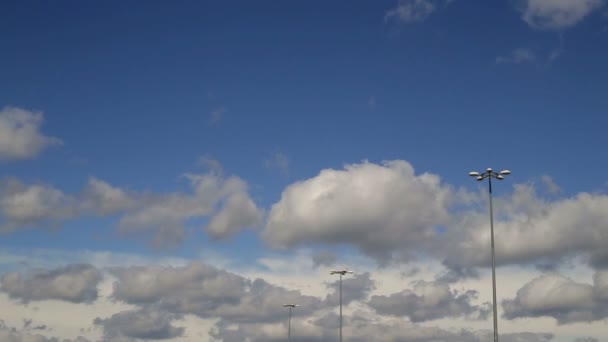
[369,280,490,322]
[110,262,323,324]
[262,161,608,271]
[519,0,606,30]
[0,165,262,244]
[385,0,437,23]
[0,178,77,232]
[119,172,263,246]
[0,107,61,161]
[0,264,102,303]
[442,183,608,270]
[257,160,608,272]
[496,48,537,64]
[207,191,264,240]
[503,271,608,324]
[263,160,452,262]
[94,308,184,340]
[0,177,137,232]
[81,177,137,215]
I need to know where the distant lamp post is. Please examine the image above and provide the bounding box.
[330,270,354,342]
[468,167,511,342]
[282,304,299,342]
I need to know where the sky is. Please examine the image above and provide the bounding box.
[0,0,607,341]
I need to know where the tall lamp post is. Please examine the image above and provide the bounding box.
[282,304,299,342]
[469,167,511,342]
[330,270,353,342]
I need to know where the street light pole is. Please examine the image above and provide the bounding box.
[282,304,299,342]
[469,168,510,342]
[330,270,353,342]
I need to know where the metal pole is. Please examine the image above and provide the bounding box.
[488,176,498,342]
[339,274,343,342]
[288,307,292,342]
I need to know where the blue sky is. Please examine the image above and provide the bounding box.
[1,1,608,341]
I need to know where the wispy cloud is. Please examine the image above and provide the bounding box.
[368,96,377,111]
[519,0,607,30]
[209,106,226,125]
[496,48,537,64]
[264,152,290,177]
[385,0,437,23]
[541,175,561,195]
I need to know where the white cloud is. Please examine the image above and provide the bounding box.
[0,178,77,232]
[0,165,262,244]
[207,192,264,239]
[503,271,608,324]
[81,177,137,215]
[0,107,61,161]
[119,172,263,244]
[519,0,606,30]
[385,0,437,23]
[496,48,537,64]
[263,160,453,262]
[442,184,608,270]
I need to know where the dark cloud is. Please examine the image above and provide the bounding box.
[574,338,599,342]
[94,308,184,340]
[0,264,101,303]
[435,266,479,283]
[325,272,375,306]
[0,320,91,342]
[111,262,323,324]
[369,280,490,322]
[312,251,337,268]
